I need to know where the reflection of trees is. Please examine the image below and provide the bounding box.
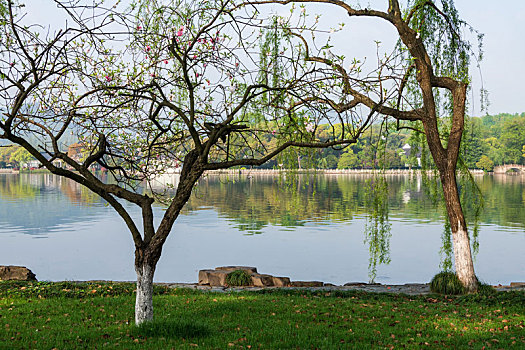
[187,174,355,233]
[6,173,523,231]
[478,175,525,228]
[186,173,524,238]
[0,174,102,206]
[186,174,442,233]
[59,177,101,206]
[0,175,38,200]
[185,173,525,281]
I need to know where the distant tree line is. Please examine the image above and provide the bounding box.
[255,112,525,171]
[0,145,34,168]
[462,113,525,171]
[3,112,523,172]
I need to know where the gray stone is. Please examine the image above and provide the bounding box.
[344,282,368,286]
[290,281,324,287]
[0,265,37,281]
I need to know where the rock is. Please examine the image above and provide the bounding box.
[198,269,215,285]
[271,276,291,287]
[344,282,368,286]
[290,281,324,287]
[198,267,290,287]
[216,266,258,273]
[0,265,37,281]
[510,282,525,287]
[251,274,275,287]
[198,269,231,286]
[324,283,336,287]
[207,270,230,287]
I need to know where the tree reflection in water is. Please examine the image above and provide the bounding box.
[186,172,524,280]
[2,172,524,276]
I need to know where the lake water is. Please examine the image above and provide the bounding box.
[0,173,523,285]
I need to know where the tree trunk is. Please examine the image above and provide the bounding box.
[440,168,478,292]
[135,260,155,325]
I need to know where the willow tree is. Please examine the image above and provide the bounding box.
[0,0,371,324]
[250,0,483,291]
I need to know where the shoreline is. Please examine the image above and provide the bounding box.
[21,280,523,296]
[4,168,525,176]
[203,168,487,176]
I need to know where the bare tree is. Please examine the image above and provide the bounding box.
[0,0,372,323]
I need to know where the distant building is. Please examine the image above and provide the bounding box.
[67,143,87,162]
[401,143,421,167]
[27,153,64,169]
[402,143,411,156]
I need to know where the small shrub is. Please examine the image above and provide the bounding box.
[430,272,465,295]
[226,270,252,287]
[477,280,497,295]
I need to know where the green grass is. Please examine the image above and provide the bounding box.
[1,281,524,349]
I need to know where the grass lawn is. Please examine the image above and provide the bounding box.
[0,281,524,349]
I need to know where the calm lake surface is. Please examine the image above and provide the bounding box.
[0,173,523,285]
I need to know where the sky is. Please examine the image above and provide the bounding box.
[26,0,525,117]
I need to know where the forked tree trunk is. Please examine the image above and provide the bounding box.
[135,261,155,325]
[440,167,478,292]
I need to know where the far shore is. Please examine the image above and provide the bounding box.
[203,168,487,176]
[4,167,525,177]
[0,167,492,176]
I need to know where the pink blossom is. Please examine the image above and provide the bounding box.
[105,75,111,82]
[137,25,142,30]
[193,55,197,59]
[305,122,315,133]
[164,60,169,64]
[146,45,151,52]
[150,73,155,77]
[271,130,276,135]
[176,26,184,37]
[196,73,199,77]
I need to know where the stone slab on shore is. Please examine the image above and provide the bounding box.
[199,267,291,287]
[0,265,37,281]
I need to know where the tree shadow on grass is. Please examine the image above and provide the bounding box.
[134,319,211,339]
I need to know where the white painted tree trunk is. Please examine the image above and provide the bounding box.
[453,221,478,292]
[135,263,154,325]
